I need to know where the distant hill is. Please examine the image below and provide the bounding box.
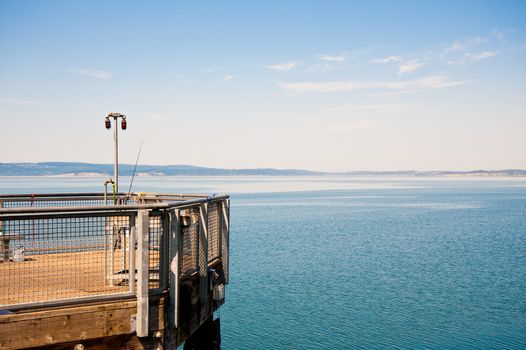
[0,162,525,177]
[341,169,526,177]
[0,162,323,176]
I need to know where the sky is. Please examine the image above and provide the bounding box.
[0,0,525,172]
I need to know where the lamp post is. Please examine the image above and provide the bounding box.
[105,112,127,194]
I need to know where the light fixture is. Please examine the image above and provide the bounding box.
[104,112,127,195]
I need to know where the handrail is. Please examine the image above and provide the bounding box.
[0,194,229,215]
[0,192,109,198]
[0,192,214,199]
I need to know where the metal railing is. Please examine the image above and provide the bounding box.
[0,193,230,312]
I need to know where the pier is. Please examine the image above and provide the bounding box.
[0,192,229,349]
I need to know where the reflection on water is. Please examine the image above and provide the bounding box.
[1,175,525,194]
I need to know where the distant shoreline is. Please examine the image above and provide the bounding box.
[1,162,525,177]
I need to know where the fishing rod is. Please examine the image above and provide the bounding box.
[127,140,143,195]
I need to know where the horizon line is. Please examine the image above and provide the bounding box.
[1,161,525,174]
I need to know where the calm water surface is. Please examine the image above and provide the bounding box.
[1,176,525,349]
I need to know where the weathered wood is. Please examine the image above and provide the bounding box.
[136,210,149,337]
[0,297,167,350]
[0,301,136,349]
[30,334,162,350]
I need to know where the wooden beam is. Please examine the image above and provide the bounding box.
[0,301,136,349]
[0,297,168,350]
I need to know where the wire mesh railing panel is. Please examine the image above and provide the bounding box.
[180,211,199,277]
[207,202,221,262]
[0,214,132,306]
[0,193,230,309]
[148,214,163,289]
[198,207,208,279]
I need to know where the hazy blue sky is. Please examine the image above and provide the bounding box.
[1,0,525,171]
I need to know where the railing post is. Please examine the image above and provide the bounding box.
[137,209,149,337]
[169,209,180,328]
[129,214,136,294]
[198,203,209,307]
[160,211,169,290]
[0,200,4,262]
[221,199,230,284]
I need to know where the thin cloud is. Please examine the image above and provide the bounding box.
[318,54,346,62]
[467,51,498,60]
[443,42,464,55]
[223,74,237,81]
[371,56,402,64]
[279,76,468,93]
[442,36,488,57]
[300,62,348,74]
[491,28,506,43]
[68,68,114,80]
[367,89,431,97]
[398,60,424,75]
[448,50,498,65]
[266,62,298,72]
[468,37,488,46]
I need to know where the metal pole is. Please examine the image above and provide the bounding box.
[137,209,149,337]
[113,116,119,194]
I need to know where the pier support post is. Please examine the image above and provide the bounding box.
[137,209,149,337]
[183,316,221,350]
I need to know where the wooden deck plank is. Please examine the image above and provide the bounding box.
[0,303,134,349]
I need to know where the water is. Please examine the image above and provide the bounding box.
[1,176,525,349]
